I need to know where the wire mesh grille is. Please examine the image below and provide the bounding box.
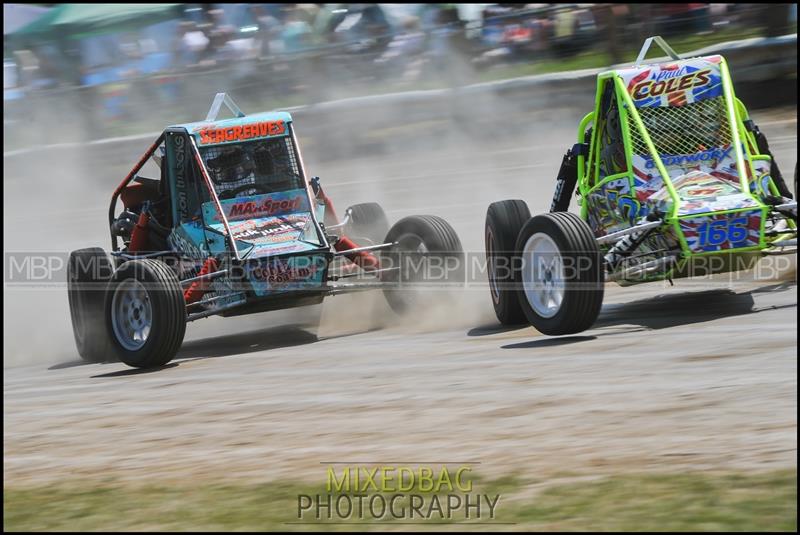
[283,136,301,177]
[200,138,303,198]
[628,96,732,163]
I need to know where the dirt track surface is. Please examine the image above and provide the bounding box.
[3,106,797,486]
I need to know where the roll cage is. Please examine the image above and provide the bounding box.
[108,94,329,261]
[571,37,796,260]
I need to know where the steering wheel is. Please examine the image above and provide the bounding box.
[218,184,272,200]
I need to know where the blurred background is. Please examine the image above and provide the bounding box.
[4,3,798,150]
[3,7,797,531]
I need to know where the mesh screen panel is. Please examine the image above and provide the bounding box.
[629,96,732,162]
[283,136,300,177]
[201,137,302,198]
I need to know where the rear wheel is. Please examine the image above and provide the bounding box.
[345,202,390,245]
[68,247,115,362]
[515,212,604,335]
[106,259,186,368]
[485,200,531,325]
[381,215,464,314]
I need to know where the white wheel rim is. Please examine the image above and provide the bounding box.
[521,232,564,319]
[111,279,152,351]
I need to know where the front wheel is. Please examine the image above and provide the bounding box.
[515,212,604,335]
[381,215,464,314]
[485,199,531,325]
[105,259,187,368]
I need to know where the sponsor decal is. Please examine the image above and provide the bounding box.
[652,65,689,82]
[249,258,322,285]
[645,146,733,169]
[251,263,319,284]
[632,68,711,101]
[198,120,286,145]
[202,190,312,225]
[236,223,295,241]
[251,242,314,255]
[168,227,206,259]
[226,196,304,220]
[230,215,309,243]
[173,135,189,221]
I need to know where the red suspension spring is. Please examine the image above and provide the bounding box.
[183,257,219,304]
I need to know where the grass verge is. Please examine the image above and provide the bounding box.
[4,470,796,531]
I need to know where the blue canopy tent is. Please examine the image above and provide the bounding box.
[4,4,51,36]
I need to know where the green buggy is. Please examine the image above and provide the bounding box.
[485,37,797,335]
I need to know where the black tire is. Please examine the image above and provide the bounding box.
[381,215,464,314]
[68,247,115,363]
[345,202,390,245]
[105,259,186,368]
[515,212,604,335]
[485,200,531,325]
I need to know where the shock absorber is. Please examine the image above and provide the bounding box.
[604,232,640,268]
[184,257,219,304]
[604,221,660,270]
[310,176,380,271]
[745,119,792,199]
[127,210,151,252]
[335,236,380,271]
[550,143,587,212]
[309,176,340,226]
